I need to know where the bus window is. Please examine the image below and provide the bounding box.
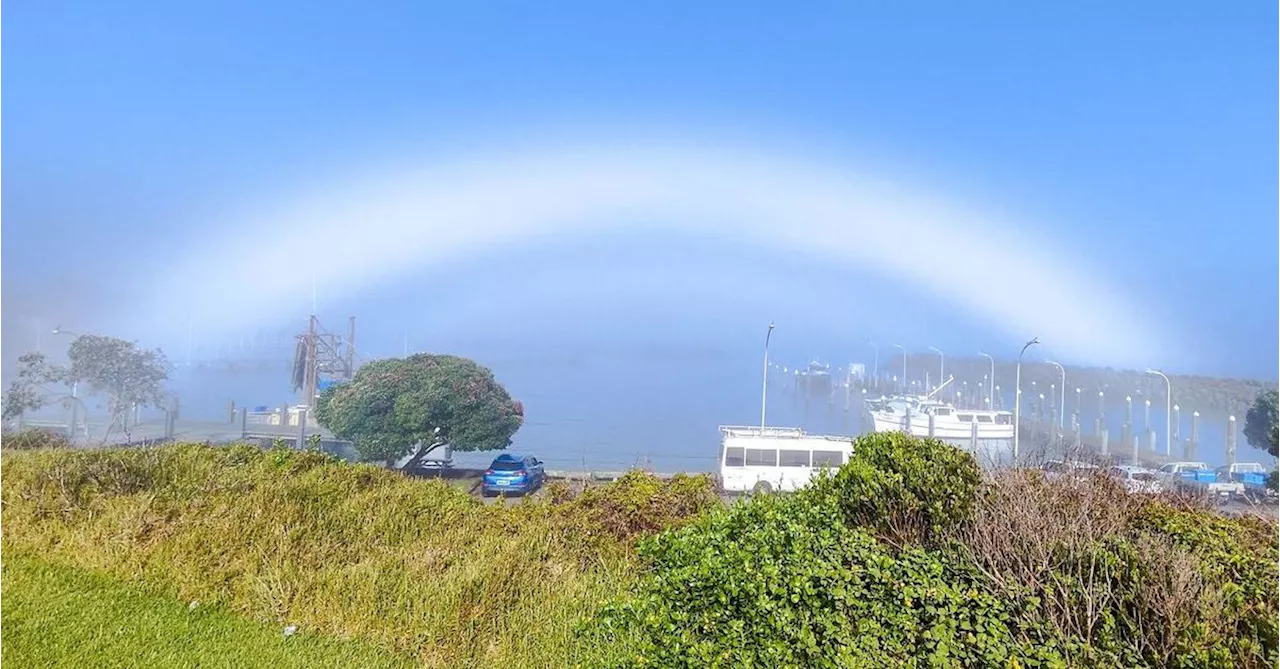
[723,447,745,467]
[977,415,993,423]
[935,407,951,416]
[994,414,1010,424]
[811,450,843,468]
[957,414,973,422]
[779,450,810,467]
[745,448,777,467]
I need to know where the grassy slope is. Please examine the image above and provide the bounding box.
[0,445,708,668]
[2,552,412,669]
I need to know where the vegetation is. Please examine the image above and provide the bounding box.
[596,432,1278,668]
[1243,388,1278,457]
[2,553,412,668]
[314,354,524,465]
[2,333,169,443]
[2,436,1274,668]
[0,443,713,668]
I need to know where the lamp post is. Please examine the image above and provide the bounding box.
[866,340,879,390]
[1047,361,1066,429]
[927,346,945,390]
[892,344,907,394]
[1014,336,1040,462]
[978,352,995,409]
[51,326,84,439]
[761,323,775,429]
[1145,368,1172,457]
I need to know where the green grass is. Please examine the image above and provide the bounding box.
[1,552,414,668]
[0,444,714,668]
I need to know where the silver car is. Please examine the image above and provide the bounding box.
[1108,465,1162,494]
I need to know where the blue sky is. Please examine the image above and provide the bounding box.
[4,1,1277,378]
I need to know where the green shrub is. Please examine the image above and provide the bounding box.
[595,486,1058,668]
[805,431,982,547]
[596,433,1278,669]
[570,470,719,541]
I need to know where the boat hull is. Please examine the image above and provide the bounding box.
[869,411,1013,440]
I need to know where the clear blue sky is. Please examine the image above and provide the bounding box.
[4,1,1277,377]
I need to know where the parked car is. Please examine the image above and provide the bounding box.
[1157,461,1243,499]
[1040,459,1100,481]
[1215,463,1275,499]
[481,454,546,497]
[1106,465,1162,494]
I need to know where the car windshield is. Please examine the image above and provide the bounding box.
[490,460,525,471]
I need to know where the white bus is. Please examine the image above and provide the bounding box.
[718,425,855,494]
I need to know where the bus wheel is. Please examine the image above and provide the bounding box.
[752,481,773,495]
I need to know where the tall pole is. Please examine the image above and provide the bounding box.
[867,341,880,390]
[928,346,944,390]
[978,352,995,409]
[1014,337,1040,462]
[1146,369,1172,456]
[893,344,907,394]
[1047,361,1066,429]
[761,323,775,429]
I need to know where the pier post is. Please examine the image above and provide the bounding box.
[1187,411,1200,461]
[927,411,936,439]
[1171,405,1180,455]
[1121,396,1133,453]
[1226,415,1237,469]
[1099,427,1110,455]
[1143,399,1153,451]
[1131,434,1139,465]
[239,409,248,439]
[297,409,308,449]
[970,421,979,451]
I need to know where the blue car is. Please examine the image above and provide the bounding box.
[481,454,546,497]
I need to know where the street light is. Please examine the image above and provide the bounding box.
[1046,360,1066,429]
[51,326,84,439]
[761,323,775,429]
[978,352,995,409]
[866,340,880,390]
[892,344,907,394]
[927,346,945,390]
[1014,336,1040,462]
[1145,368,1172,456]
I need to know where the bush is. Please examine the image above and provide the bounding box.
[596,433,1279,668]
[569,470,719,541]
[1,427,72,451]
[805,431,982,547]
[596,484,1056,668]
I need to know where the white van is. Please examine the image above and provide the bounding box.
[718,425,854,494]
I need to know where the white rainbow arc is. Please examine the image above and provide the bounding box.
[147,141,1170,367]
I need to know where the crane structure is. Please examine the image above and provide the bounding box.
[291,315,357,409]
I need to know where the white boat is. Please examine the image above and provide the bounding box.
[866,395,1014,440]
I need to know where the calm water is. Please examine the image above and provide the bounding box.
[155,354,1249,472]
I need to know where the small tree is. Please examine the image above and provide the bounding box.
[1243,388,1278,458]
[314,353,524,467]
[2,335,169,443]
